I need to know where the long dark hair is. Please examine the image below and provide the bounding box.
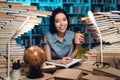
[49,8,70,34]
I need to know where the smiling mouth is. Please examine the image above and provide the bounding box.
[60,26,66,29]
[60,28,66,31]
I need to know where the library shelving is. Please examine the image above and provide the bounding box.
[7,0,63,47]
[91,0,116,12]
[116,0,120,10]
[7,0,120,48]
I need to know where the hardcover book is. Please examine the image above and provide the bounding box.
[45,59,82,68]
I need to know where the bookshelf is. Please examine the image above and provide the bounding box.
[116,0,120,10]
[7,0,120,48]
[7,0,62,47]
[91,0,116,12]
[63,0,90,27]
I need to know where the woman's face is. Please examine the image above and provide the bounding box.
[54,12,68,33]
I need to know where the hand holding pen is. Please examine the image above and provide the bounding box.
[61,57,73,64]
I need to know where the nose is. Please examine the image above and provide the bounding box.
[60,21,64,26]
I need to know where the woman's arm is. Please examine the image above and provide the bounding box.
[43,36,62,63]
[70,32,84,58]
[43,33,83,64]
[44,44,72,64]
[70,44,81,58]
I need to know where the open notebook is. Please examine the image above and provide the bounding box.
[45,59,82,68]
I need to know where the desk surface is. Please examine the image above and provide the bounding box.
[19,62,118,80]
[20,73,54,80]
[20,62,82,80]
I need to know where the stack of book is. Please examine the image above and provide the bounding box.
[0,1,51,79]
[80,11,120,44]
[79,11,120,68]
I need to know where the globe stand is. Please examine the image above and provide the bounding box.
[27,67,44,79]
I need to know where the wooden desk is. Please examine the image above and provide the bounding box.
[18,61,118,80]
[20,73,54,80]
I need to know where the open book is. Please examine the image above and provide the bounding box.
[45,59,82,68]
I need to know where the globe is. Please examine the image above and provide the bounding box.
[24,46,46,67]
[23,46,46,78]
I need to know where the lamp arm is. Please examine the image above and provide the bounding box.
[88,11,103,62]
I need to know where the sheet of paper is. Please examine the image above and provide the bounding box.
[45,59,82,68]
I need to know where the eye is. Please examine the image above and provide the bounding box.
[55,20,59,23]
[63,18,67,21]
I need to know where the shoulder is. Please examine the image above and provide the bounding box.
[65,30,74,40]
[45,31,50,35]
[66,30,74,35]
[45,31,55,41]
[45,31,52,37]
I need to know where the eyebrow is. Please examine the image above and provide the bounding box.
[55,16,67,20]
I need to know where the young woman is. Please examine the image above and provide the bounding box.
[42,8,84,64]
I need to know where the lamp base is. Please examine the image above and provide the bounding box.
[27,67,44,79]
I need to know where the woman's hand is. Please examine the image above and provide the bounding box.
[79,33,84,44]
[61,57,73,64]
[74,32,84,45]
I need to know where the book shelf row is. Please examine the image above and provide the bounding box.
[7,0,120,48]
[91,0,115,4]
[63,0,89,3]
[91,5,116,12]
[63,5,89,14]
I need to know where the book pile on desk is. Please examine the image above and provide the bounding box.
[0,1,51,79]
[80,11,120,44]
[78,63,120,80]
[80,11,120,68]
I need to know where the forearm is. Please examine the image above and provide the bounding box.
[47,58,62,64]
[70,44,81,58]
[71,32,84,58]
[47,57,73,64]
